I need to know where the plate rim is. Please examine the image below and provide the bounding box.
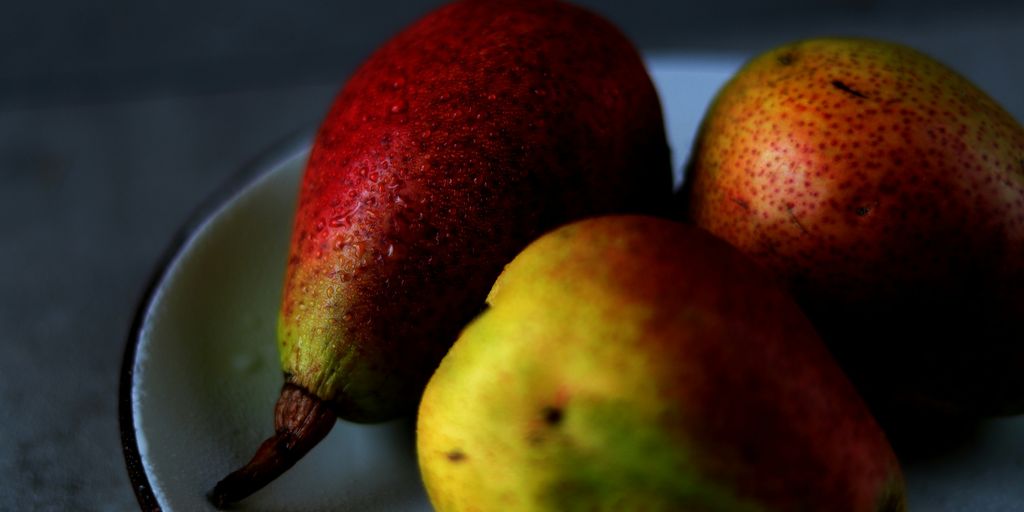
[117,126,315,512]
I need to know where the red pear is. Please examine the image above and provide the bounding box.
[210,0,671,506]
[679,37,1024,420]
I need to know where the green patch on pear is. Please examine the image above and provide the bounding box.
[427,297,764,512]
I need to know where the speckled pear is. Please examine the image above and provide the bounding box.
[209,0,671,506]
[418,215,905,512]
[678,38,1024,419]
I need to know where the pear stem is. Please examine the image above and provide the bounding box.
[208,382,337,509]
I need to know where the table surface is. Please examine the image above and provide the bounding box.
[2,1,1023,509]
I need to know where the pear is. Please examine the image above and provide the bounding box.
[417,215,905,512]
[678,38,1024,419]
[209,0,671,505]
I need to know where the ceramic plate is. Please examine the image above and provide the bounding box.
[120,56,1024,511]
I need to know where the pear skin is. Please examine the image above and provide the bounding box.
[418,215,905,512]
[679,38,1024,418]
[210,0,671,505]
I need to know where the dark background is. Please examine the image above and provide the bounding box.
[2,0,1022,509]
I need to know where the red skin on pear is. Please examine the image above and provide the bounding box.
[210,0,671,505]
[680,38,1024,418]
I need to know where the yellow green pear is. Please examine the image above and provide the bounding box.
[416,215,905,511]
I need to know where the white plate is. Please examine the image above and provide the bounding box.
[120,56,1024,511]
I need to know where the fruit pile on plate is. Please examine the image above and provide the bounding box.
[208,1,1023,510]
